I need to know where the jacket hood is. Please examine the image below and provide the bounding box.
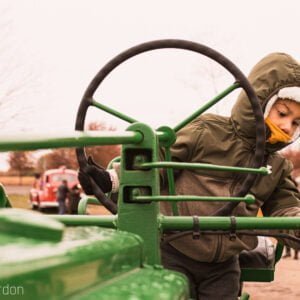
[231,52,300,152]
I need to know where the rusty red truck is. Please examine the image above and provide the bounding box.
[29,166,78,211]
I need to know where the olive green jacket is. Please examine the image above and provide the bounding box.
[161,53,300,262]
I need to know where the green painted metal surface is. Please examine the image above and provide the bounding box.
[117,123,161,265]
[240,292,250,300]
[50,215,300,233]
[0,131,144,152]
[274,243,284,264]
[0,208,64,242]
[52,214,118,228]
[0,209,189,299]
[133,194,255,204]
[1,43,299,299]
[164,147,179,216]
[240,268,274,282]
[0,119,298,297]
[92,100,138,124]
[53,214,300,233]
[77,196,102,215]
[0,210,141,299]
[0,183,11,208]
[71,267,189,300]
[160,216,300,231]
[138,161,270,175]
[0,72,298,299]
[0,130,172,152]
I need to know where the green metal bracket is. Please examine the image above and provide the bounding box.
[117,122,161,265]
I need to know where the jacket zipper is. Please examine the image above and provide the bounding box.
[212,177,234,262]
[213,234,222,262]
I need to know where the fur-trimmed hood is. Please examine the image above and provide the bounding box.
[231,52,300,152]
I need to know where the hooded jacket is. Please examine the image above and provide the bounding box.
[161,53,300,262]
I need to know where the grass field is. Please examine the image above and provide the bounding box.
[9,194,31,209]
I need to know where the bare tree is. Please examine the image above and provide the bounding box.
[85,121,121,168]
[181,32,242,115]
[0,3,39,129]
[35,121,121,172]
[8,151,34,184]
[36,149,78,172]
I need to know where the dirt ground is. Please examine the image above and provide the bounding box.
[243,256,300,299]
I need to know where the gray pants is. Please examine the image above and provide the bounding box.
[58,200,67,214]
[161,243,240,300]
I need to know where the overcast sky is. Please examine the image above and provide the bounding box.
[1,0,300,170]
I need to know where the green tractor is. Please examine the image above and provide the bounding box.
[0,40,299,299]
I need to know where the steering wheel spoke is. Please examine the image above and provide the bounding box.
[91,98,138,124]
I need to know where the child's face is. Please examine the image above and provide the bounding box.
[268,99,300,137]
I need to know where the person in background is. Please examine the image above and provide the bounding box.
[283,246,298,259]
[56,179,69,214]
[32,173,41,189]
[68,183,81,214]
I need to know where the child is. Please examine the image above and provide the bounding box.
[79,52,300,300]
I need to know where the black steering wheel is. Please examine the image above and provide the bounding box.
[75,39,266,215]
